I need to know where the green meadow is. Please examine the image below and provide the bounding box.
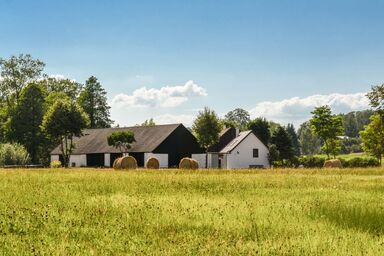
[0,168,383,255]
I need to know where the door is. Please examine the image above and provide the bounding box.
[86,154,105,167]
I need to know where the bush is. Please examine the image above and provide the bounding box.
[340,157,380,168]
[299,155,380,168]
[299,156,326,168]
[271,157,300,168]
[0,143,30,166]
[50,160,62,168]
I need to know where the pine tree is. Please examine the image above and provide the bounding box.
[286,123,300,156]
[78,76,113,128]
[271,126,294,160]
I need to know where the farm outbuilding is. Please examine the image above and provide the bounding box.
[50,124,205,168]
[207,128,270,169]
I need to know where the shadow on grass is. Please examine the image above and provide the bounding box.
[310,201,384,236]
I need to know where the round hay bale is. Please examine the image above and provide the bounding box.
[113,158,121,169]
[190,159,199,170]
[120,156,137,169]
[115,157,124,169]
[146,157,160,169]
[179,157,192,169]
[323,159,342,168]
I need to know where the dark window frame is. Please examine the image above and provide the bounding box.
[253,148,259,158]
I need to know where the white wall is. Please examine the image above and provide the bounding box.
[226,134,270,169]
[51,155,59,162]
[192,154,206,169]
[207,153,219,168]
[69,155,87,167]
[144,153,168,168]
[221,154,228,169]
[104,153,110,167]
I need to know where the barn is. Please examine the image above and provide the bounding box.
[50,124,205,168]
[207,128,270,169]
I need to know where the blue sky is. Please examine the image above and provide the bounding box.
[1,0,383,126]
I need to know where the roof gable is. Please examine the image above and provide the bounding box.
[208,127,238,152]
[219,130,269,154]
[220,131,252,153]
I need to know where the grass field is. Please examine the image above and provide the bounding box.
[0,168,383,255]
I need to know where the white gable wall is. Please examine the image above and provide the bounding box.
[51,155,59,162]
[104,153,111,167]
[69,154,87,167]
[192,154,206,168]
[50,154,87,167]
[144,153,168,168]
[226,133,269,169]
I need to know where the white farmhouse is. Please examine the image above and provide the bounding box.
[206,128,270,169]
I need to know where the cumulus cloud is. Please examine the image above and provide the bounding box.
[111,80,207,108]
[153,114,195,126]
[249,92,370,126]
[48,74,66,80]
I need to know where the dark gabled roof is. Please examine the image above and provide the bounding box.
[219,130,269,154]
[220,131,253,153]
[51,124,181,155]
[208,127,238,153]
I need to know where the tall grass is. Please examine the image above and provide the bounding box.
[0,168,382,255]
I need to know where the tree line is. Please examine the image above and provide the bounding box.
[190,87,383,165]
[1,53,383,167]
[0,54,113,166]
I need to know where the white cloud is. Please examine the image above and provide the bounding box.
[249,92,370,126]
[48,74,66,80]
[111,80,207,108]
[153,114,195,126]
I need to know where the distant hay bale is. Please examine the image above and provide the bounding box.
[146,157,160,169]
[120,156,137,169]
[179,157,199,170]
[323,159,342,168]
[191,159,199,170]
[113,158,121,169]
[179,157,192,169]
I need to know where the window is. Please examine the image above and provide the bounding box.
[253,149,259,158]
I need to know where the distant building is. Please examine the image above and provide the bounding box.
[206,128,270,169]
[50,124,205,168]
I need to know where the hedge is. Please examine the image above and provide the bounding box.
[298,155,380,168]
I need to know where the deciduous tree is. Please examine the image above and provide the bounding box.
[140,118,155,126]
[366,84,384,118]
[224,108,250,131]
[0,54,45,104]
[310,106,344,159]
[107,131,136,154]
[360,114,384,164]
[39,76,82,100]
[297,121,322,155]
[42,100,89,167]
[247,118,270,146]
[192,107,223,167]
